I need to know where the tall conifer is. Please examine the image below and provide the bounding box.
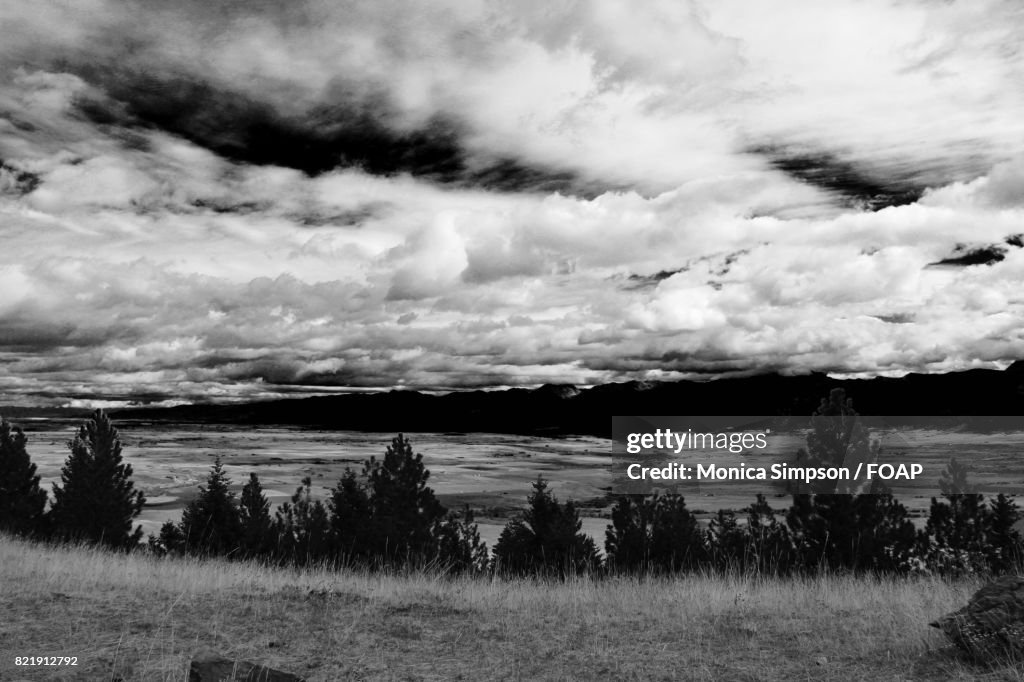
[0,418,47,536]
[50,410,145,548]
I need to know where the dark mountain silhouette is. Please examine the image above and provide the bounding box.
[103,362,1024,436]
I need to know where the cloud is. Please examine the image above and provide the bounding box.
[0,1,1023,405]
[922,156,1024,210]
[386,212,469,300]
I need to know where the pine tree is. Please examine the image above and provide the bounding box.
[923,457,990,575]
[605,495,655,572]
[179,456,242,556]
[985,494,1021,574]
[647,494,707,572]
[792,388,880,494]
[493,477,599,576]
[363,434,446,562]
[782,389,919,573]
[49,410,145,549]
[328,468,373,563]
[786,491,915,573]
[239,473,273,558]
[939,457,975,496]
[606,494,716,574]
[327,436,486,569]
[791,494,860,570]
[852,493,917,572]
[274,477,331,565]
[0,418,47,537]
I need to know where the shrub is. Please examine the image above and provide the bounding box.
[705,496,797,575]
[434,506,490,574]
[148,520,185,556]
[920,458,1022,575]
[707,508,747,571]
[743,494,796,575]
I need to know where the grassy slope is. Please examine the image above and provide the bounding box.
[0,535,1019,682]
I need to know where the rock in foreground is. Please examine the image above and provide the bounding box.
[189,651,305,681]
[931,575,1024,659]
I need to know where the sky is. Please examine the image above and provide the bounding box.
[1,0,1024,407]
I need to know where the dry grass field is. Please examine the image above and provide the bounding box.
[0,534,1021,681]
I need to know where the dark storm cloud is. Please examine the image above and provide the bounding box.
[0,321,80,352]
[189,198,274,216]
[287,205,386,228]
[873,313,916,325]
[0,159,40,195]
[927,243,1009,268]
[625,268,688,288]
[750,146,927,211]
[0,318,134,353]
[623,249,749,291]
[67,67,602,196]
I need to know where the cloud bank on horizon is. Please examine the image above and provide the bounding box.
[1,0,1024,407]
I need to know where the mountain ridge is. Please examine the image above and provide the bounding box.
[89,362,1024,436]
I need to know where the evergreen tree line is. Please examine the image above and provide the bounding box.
[2,398,1022,578]
[602,484,1021,577]
[0,410,144,548]
[149,434,490,573]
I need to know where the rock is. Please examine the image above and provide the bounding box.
[189,651,305,682]
[814,656,828,666]
[930,575,1024,659]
